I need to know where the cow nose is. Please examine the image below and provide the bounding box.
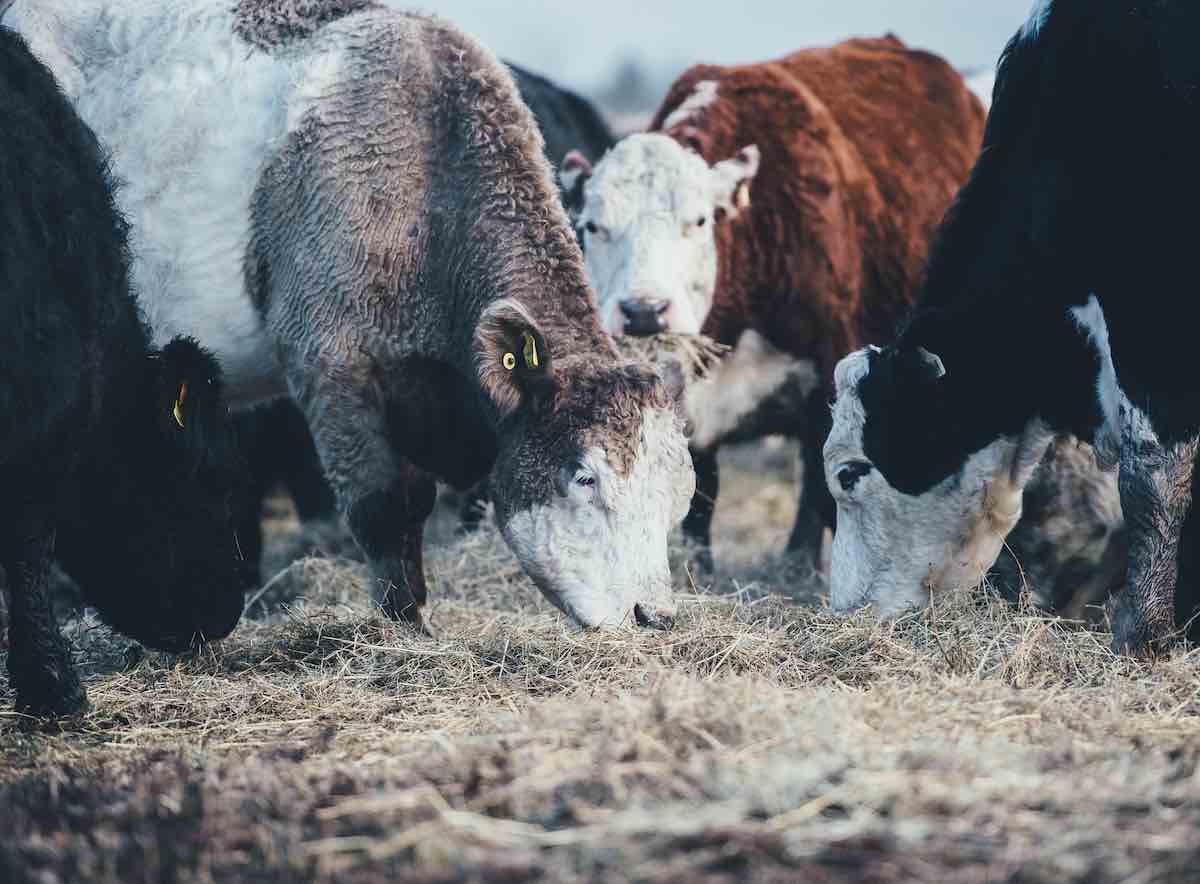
[619,297,670,337]
[634,602,675,631]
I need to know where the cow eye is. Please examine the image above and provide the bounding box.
[585,221,598,234]
[576,474,596,488]
[696,216,707,228]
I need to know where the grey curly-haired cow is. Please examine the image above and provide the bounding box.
[7,0,695,631]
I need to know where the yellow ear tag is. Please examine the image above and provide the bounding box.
[502,352,517,371]
[172,382,188,429]
[522,332,540,369]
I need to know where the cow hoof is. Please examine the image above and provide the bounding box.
[15,679,89,721]
[380,596,432,638]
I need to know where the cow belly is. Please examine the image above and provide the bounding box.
[685,330,819,450]
[11,1,330,404]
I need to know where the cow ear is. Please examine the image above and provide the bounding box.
[475,299,558,417]
[559,150,593,220]
[898,345,947,384]
[710,145,760,222]
[149,336,234,475]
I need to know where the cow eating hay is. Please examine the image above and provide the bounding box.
[8,0,696,633]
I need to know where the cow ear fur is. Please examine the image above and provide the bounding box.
[475,299,557,417]
[559,150,593,220]
[149,336,233,475]
[711,145,760,221]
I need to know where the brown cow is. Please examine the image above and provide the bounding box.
[562,36,986,570]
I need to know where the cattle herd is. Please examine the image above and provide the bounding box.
[0,0,1196,718]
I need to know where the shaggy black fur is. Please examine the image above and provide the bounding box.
[0,28,244,716]
[852,0,1200,650]
[508,63,616,178]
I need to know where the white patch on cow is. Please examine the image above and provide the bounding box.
[6,0,361,405]
[1070,295,1124,468]
[576,133,758,337]
[686,330,818,450]
[662,80,719,130]
[1021,0,1053,40]
[824,348,1054,616]
[500,407,694,629]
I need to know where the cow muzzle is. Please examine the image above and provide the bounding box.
[619,297,670,337]
[633,600,676,631]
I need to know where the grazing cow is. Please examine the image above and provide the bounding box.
[221,62,617,559]
[823,0,1200,653]
[562,37,986,570]
[8,1,694,631]
[0,27,243,716]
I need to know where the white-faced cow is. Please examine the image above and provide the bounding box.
[562,37,986,571]
[7,0,694,632]
[824,0,1200,654]
[0,27,244,716]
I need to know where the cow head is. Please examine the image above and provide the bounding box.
[62,337,245,653]
[561,133,759,338]
[476,300,695,630]
[823,347,1053,616]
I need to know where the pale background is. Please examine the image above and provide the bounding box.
[393,1,1035,109]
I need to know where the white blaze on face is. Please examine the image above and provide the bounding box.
[501,407,695,629]
[573,132,759,337]
[823,349,1054,616]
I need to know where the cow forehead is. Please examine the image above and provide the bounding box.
[586,134,713,222]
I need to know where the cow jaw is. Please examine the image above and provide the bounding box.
[499,407,694,629]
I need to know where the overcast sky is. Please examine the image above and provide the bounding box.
[396,1,1036,96]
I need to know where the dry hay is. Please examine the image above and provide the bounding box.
[3,448,1200,883]
[614,331,730,382]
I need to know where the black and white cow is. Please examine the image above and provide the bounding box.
[8,1,694,632]
[823,0,1200,653]
[0,26,244,716]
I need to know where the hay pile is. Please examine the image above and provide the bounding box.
[3,448,1200,883]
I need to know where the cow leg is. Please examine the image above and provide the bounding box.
[786,389,836,570]
[458,478,491,534]
[291,372,436,630]
[277,401,337,522]
[1110,410,1200,654]
[682,446,720,573]
[346,458,437,625]
[2,515,86,716]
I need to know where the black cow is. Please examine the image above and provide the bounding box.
[0,27,244,715]
[509,62,616,199]
[822,0,1200,654]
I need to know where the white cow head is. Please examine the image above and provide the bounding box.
[560,133,759,338]
[476,300,695,630]
[823,346,1054,616]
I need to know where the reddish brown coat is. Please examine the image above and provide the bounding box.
[650,35,986,379]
